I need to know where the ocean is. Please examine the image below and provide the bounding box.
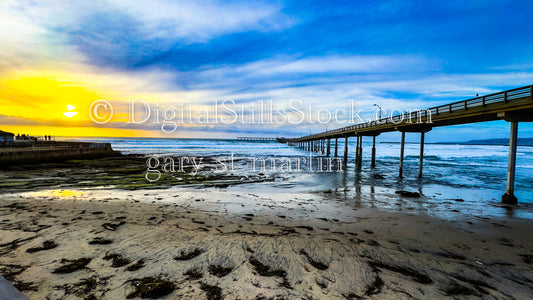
[59,137,533,219]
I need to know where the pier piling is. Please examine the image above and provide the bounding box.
[371,136,376,168]
[359,136,363,167]
[399,132,405,178]
[343,137,348,164]
[355,136,359,168]
[418,132,425,178]
[355,136,362,169]
[502,121,519,204]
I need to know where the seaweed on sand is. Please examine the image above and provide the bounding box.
[249,256,291,288]
[54,276,104,296]
[200,283,223,300]
[183,268,203,280]
[126,277,175,299]
[52,258,92,274]
[442,280,483,296]
[368,261,432,284]
[450,274,493,295]
[174,248,204,260]
[26,240,57,253]
[299,249,329,270]
[365,274,384,296]
[103,253,131,267]
[249,257,286,277]
[208,264,233,277]
[126,259,145,272]
[101,221,126,231]
[88,237,113,245]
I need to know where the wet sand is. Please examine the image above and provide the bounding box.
[1,188,532,299]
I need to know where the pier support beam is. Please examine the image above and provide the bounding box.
[502,121,518,204]
[343,137,348,164]
[355,136,359,168]
[399,131,405,178]
[326,139,331,157]
[418,132,425,178]
[334,138,338,157]
[355,136,362,169]
[371,136,376,168]
[359,136,363,167]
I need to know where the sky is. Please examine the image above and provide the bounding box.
[0,0,532,142]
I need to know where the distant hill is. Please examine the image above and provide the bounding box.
[463,138,533,146]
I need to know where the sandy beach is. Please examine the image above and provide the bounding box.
[1,185,532,299]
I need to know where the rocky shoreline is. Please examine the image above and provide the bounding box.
[0,155,275,193]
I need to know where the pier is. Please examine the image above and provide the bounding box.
[237,137,278,141]
[289,85,533,204]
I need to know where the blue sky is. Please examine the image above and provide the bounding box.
[1,0,532,141]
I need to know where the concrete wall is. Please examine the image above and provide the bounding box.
[0,142,118,166]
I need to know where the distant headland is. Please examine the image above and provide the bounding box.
[458,138,533,146]
[382,138,533,146]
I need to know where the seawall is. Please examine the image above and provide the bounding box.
[0,141,119,166]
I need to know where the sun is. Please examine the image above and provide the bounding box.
[63,104,78,118]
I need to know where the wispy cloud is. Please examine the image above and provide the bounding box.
[0,0,293,68]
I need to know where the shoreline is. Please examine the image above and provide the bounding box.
[1,188,532,299]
